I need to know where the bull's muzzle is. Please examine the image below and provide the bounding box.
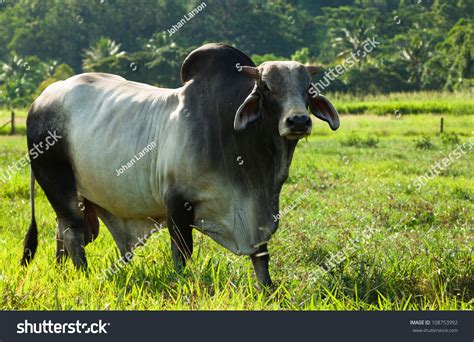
[282,113,312,139]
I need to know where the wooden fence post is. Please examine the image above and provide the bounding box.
[440,117,444,134]
[11,110,15,135]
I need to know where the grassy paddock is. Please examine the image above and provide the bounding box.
[331,91,474,115]
[0,109,28,136]
[0,114,473,310]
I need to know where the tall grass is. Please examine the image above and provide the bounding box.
[0,114,472,310]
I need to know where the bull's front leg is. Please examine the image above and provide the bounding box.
[166,197,194,271]
[250,244,273,287]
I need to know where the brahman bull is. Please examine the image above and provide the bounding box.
[21,43,339,286]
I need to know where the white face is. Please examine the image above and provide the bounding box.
[258,61,313,139]
[234,61,339,137]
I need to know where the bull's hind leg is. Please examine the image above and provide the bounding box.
[31,160,88,269]
[55,200,99,264]
[166,197,194,270]
[55,217,68,263]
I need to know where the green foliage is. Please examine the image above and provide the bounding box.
[424,19,474,90]
[414,134,436,150]
[0,0,472,98]
[344,66,412,94]
[291,47,312,64]
[0,55,50,108]
[84,40,191,87]
[341,134,379,148]
[251,53,287,66]
[441,132,461,146]
[33,63,75,98]
[143,37,193,87]
[84,52,152,84]
[321,6,380,65]
[82,37,125,72]
[388,4,445,88]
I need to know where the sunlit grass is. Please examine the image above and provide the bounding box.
[0,114,473,310]
[330,91,474,115]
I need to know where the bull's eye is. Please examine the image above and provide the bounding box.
[262,82,271,93]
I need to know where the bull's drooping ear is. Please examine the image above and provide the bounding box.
[234,84,263,131]
[308,94,340,131]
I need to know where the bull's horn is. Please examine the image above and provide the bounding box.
[306,65,320,75]
[241,66,259,79]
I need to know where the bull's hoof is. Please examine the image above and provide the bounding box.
[257,278,274,290]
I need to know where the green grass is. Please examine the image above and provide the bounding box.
[0,114,473,310]
[331,91,474,115]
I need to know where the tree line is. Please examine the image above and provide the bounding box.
[0,0,472,107]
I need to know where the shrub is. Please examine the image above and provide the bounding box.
[341,135,379,148]
[441,132,461,145]
[414,135,436,149]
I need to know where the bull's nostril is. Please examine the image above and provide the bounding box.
[286,117,295,127]
[287,115,311,131]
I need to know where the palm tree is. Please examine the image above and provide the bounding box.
[324,7,379,66]
[82,37,125,71]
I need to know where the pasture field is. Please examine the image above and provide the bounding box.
[0,113,472,310]
[0,91,472,127]
[332,91,474,115]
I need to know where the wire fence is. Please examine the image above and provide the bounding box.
[0,111,15,134]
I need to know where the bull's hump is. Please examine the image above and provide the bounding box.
[71,73,155,92]
[73,72,126,84]
[180,43,255,84]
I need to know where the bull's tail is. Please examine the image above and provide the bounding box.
[21,169,38,266]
